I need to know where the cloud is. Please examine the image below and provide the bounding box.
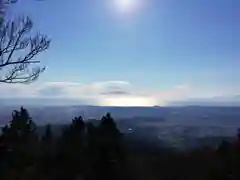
[99,82,132,96]
[0,84,36,98]
[44,82,81,87]
[26,81,132,99]
[175,84,190,90]
[38,86,64,96]
[100,90,132,96]
[0,81,194,106]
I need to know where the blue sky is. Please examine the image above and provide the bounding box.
[2,0,239,106]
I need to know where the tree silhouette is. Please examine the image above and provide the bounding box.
[0,0,45,24]
[0,107,38,180]
[0,17,50,83]
[40,124,56,180]
[3,0,42,4]
[3,107,240,180]
[1,107,37,148]
[94,113,123,180]
[56,116,86,180]
[41,124,54,157]
[237,128,240,141]
[42,124,53,143]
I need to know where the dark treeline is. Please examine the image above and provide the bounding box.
[0,107,124,180]
[1,107,240,180]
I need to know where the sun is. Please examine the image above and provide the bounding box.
[114,0,139,13]
[116,0,135,9]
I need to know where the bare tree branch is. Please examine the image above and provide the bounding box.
[0,16,50,83]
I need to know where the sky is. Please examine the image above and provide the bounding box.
[1,0,239,106]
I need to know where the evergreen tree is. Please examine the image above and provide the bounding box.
[42,124,53,142]
[40,124,55,180]
[94,113,123,180]
[85,122,99,180]
[56,116,86,180]
[0,107,38,180]
[1,107,37,152]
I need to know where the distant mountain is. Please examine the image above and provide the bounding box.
[0,104,168,125]
[169,95,240,106]
[1,96,239,107]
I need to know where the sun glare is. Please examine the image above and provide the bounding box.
[100,96,157,107]
[113,0,140,14]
